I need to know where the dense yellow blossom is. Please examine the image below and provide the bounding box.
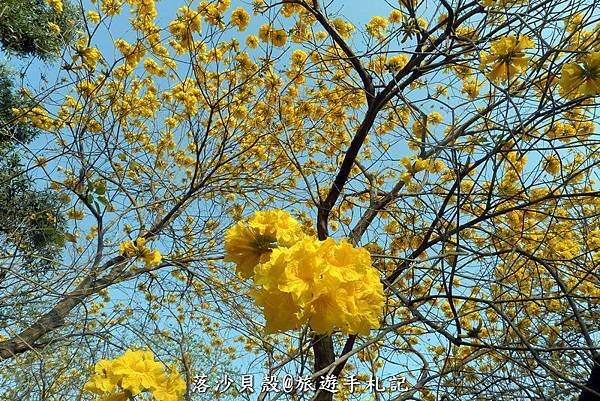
[47,22,61,35]
[461,77,483,99]
[480,35,534,82]
[230,7,250,31]
[389,9,403,23]
[87,10,101,24]
[224,210,384,334]
[386,54,408,72]
[74,46,102,70]
[246,35,258,48]
[271,29,288,47]
[119,237,162,266]
[366,16,388,39]
[559,52,600,97]
[46,0,63,13]
[544,155,561,175]
[252,236,384,335]
[84,349,185,401]
[168,6,202,51]
[223,210,305,278]
[330,18,355,39]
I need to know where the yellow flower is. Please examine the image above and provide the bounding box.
[142,249,162,266]
[152,367,187,401]
[271,29,288,47]
[389,10,403,23]
[461,77,483,99]
[251,236,384,335]
[428,111,443,125]
[386,54,408,72]
[177,6,202,32]
[480,35,534,82]
[230,7,250,31]
[401,156,428,173]
[46,0,63,13]
[111,350,166,395]
[67,208,85,220]
[77,46,102,70]
[87,10,101,24]
[251,286,305,333]
[330,18,355,39]
[223,209,305,278]
[97,392,131,401]
[258,24,272,42]
[559,52,600,97]
[291,49,308,66]
[84,349,184,401]
[246,35,259,48]
[144,58,167,76]
[119,237,162,267]
[83,359,118,394]
[47,22,61,35]
[544,155,561,175]
[366,16,387,39]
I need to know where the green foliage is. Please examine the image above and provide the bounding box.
[0,0,79,60]
[0,152,67,266]
[0,65,39,145]
[0,0,79,262]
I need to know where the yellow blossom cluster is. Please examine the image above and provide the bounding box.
[74,46,103,71]
[120,237,162,266]
[168,6,202,52]
[223,209,305,278]
[47,22,61,35]
[230,7,250,31]
[84,349,185,401]
[480,35,534,82]
[366,16,388,39]
[45,0,63,13]
[11,106,55,131]
[258,24,288,47]
[330,18,355,39]
[115,38,146,68]
[87,10,101,24]
[559,51,600,97]
[224,210,384,335]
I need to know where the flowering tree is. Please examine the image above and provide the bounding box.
[1,0,599,400]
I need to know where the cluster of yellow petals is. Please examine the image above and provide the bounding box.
[168,6,202,51]
[559,51,600,97]
[11,106,55,131]
[230,7,250,31]
[258,24,288,47]
[224,210,384,335]
[253,237,385,335]
[366,16,388,39]
[480,35,534,82]
[45,0,63,13]
[223,210,305,278]
[84,349,185,401]
[47,22,61,35]
[74,46,103,71]
[119,237,162,266]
